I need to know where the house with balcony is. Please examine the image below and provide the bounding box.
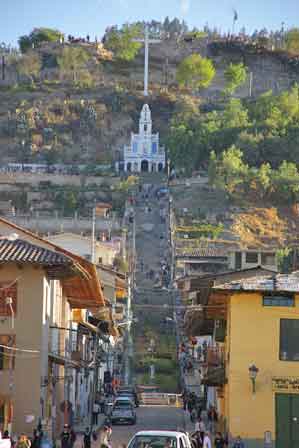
[0,217,117,439]
[196,271,299,448]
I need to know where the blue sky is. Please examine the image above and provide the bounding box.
[1,0,299,47]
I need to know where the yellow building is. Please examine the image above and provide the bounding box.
[200,272,299,448]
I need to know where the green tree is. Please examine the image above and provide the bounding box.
[105,24,142,61]
[217,146,249,194]
[208,150,217,185]
[273,161,299,202]
[256,163,272,197]
[222,99,249,129]
[19,28,64,53]
[166,123,195,171]
[57,47,90,82]
[64,191,78,214]
[176,54,215,90]
[285,28,299,54]
[224,62,247,95]
[17,51,42,85]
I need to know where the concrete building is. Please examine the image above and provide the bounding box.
[47,232,119,266]
[0,217,117,438]
[123,104,166,173]
[196,271,299,448]
[175,245,278,278]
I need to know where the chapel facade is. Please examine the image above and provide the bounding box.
[123,104,166,173]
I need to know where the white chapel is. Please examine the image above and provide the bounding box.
[123,104,166,173]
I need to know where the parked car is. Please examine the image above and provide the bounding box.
[110,398,136,425]
[116,390,139,407]
[127,431,193,448]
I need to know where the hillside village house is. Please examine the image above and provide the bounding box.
[194,271,299,448]
[47,232,119,266]
[0,217,118,438]
[97,265,127,322]
[175,244,278,278]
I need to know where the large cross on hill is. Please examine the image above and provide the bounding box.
[135,24,161,97]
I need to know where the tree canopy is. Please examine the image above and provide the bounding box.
[166,85,299,174]
[176,54,215,90]
[104,24,142,61]
[19,28,64,53]
[285,28,299,54]
[224,62,248,95]
[57,47,90,82]
[16,51,42,84]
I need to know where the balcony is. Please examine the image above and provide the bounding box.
[48,327,81,367]
[200,346,226,386]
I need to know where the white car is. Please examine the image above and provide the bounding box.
[127,431,193,448]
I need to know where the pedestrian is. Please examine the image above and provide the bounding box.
[93,402,100,426]
[60,425,71,448]
[31,430,42,448]
[208,406,218,433]
[203,432,212,448]
[195,417,206,445]
[99,393,105,414]
[214,432,225,448]
[191,407,197,423]
[69,428,76,448]
[232,436,244,448]
[83,428,91,448]
[17,435,31,448]
[99,426,110,448]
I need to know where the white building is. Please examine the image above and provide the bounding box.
[47,232,119,266]
[123,104,166,173]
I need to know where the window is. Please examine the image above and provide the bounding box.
[280,319,299,361]
[261,253,276,266]
[0,282,17,316]
[0,335,15,370]
[0,404,4,426]
[263,294,294,307]
[245,252,258,264]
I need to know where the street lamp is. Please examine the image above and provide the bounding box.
[249,364,259,393]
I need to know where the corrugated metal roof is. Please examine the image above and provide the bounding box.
[215,272,299,292]
[0,239,73,266]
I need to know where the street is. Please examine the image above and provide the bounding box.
[110,407,188,446]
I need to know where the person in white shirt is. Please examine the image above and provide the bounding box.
[203,432,212,448]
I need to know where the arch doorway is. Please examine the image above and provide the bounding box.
[141,160,149,172]
[151,162,156,172]
[127,162,132,172]
[158,163,164,172]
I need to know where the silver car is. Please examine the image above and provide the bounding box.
[111,398,136,425]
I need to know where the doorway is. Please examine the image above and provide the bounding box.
[141,160,149,172]
[276,394,299,447]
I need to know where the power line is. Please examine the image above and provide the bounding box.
[0,350,40,360]
[0,344,40,353]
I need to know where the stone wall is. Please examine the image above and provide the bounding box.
[0,172,120,187]
[8,214,121,234]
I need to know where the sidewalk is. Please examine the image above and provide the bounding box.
[72,414,106,448]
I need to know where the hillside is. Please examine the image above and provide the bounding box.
[1,33,299,166]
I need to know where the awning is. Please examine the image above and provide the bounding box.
[48,353,81,369]
[78,321,99,334]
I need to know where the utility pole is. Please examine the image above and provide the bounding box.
[1,55,5,81]
[249,72,253,98]
[90,332,100,428]
[124,209,136,385]
[91,206,96,263]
